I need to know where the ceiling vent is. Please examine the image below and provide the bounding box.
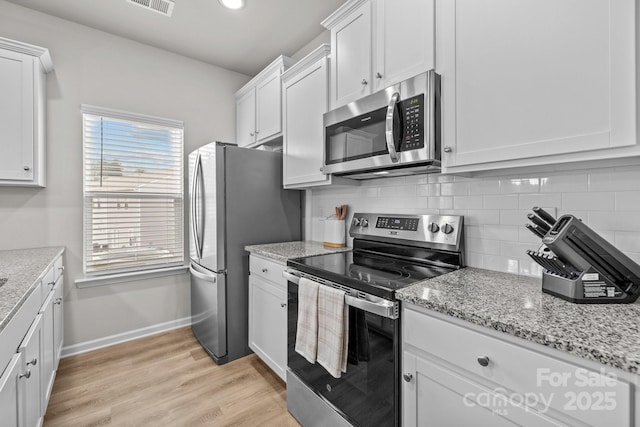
[127,0,175,17]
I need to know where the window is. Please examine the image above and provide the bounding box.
[81,105,184,276]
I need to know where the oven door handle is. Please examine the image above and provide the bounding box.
[283,270,301,284]
[344,295,397,319]
[283,270,398,319]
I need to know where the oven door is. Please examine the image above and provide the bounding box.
[322,71,437,177]
[285,270,399,427]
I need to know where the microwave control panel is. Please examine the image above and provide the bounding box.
[399,94,424,151]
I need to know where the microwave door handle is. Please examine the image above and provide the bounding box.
[385,92,401,163]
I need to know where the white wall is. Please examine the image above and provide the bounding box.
[0,1,250,347]
[310,165,640,277]
[290,30,330,62]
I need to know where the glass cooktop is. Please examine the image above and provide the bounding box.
[287,250,454,300]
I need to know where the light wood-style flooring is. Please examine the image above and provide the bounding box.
[43,327,300,426]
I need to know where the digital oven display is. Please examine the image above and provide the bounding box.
[376,217,419,231]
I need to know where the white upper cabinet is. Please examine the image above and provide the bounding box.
[325,1,372,109]
[234,55,294,148]
[235,89,256,148]
[438,0,638,173]
[0,37,53,187]
[282,45,331,188]
[323,0,435,109]
[373,0,435,92]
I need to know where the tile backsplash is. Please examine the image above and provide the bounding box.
[309,165,640,277]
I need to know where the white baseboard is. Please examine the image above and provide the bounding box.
[61,316,192,358]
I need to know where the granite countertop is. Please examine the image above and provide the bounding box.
[397,267,640,374]
[0,247,65,333]
[245,241,351,263]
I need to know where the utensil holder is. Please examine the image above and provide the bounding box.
[323,219,346,248]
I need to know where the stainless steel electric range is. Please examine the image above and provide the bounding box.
[284,213,465,427]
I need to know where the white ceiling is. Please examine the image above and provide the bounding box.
[6,0,345,76]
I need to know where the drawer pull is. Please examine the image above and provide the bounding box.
[27,357,37,366]
[19,370,31,379]
[477,356,490,367]
[261,268,268,273]
[403,373,413,382]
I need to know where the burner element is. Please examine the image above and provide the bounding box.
[348,264,408,285]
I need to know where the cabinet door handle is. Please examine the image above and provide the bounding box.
[250,132,254,137]
[19,370,31,379]
[403,373,413,382]
[477,356,490,367]
[59,266,65,272]
[27,357,37,366]
[361,79,368,86]
[280,302,287,308]
[55,297,63,305]
[443,146,453,153]
[23,166,31,171]
[261,268,268,273]
[375,72,383,79]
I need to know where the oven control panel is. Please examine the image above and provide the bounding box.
[350,213,463,250]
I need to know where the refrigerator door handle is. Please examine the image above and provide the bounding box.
[191,152,203,260]
[190,262,217,282]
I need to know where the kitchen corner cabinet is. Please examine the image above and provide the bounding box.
[322,0,435,109]
[248,255,287,381]
[438,0,638,174]
[402,304,637,426]
[235,55,295,148]
[0,37,53,187]
[0,252,64,427]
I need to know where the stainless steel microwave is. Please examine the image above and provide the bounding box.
[322,71,441,179]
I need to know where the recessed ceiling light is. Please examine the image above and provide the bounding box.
[219,0,245,10]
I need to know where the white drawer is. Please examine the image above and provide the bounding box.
[249,255,286,287]
[53,256,64,281]
[403,307,631,426]
[42,266,56,300]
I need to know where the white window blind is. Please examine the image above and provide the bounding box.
[82,105,184,275]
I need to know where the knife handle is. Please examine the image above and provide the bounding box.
[532,207,556,225]
[527,213,550,233]
[525,224,545,238]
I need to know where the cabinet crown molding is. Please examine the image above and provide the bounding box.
[281,44,330,83]
[0,37,53,73]
[321,0,370,29]
[235,54,295,98]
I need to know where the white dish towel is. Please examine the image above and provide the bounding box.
[294,277,320,363]
[316,285,349,378]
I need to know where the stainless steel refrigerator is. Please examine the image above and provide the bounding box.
[188,142,300,364]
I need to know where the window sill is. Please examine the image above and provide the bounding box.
[75,265,189,288]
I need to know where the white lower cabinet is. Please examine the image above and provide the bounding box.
[40,287,55,410]
[18,314,43,427]
[0,353,22,426]
[402,304,636,426]
[0,251,64,427]
[248,255,287,381]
